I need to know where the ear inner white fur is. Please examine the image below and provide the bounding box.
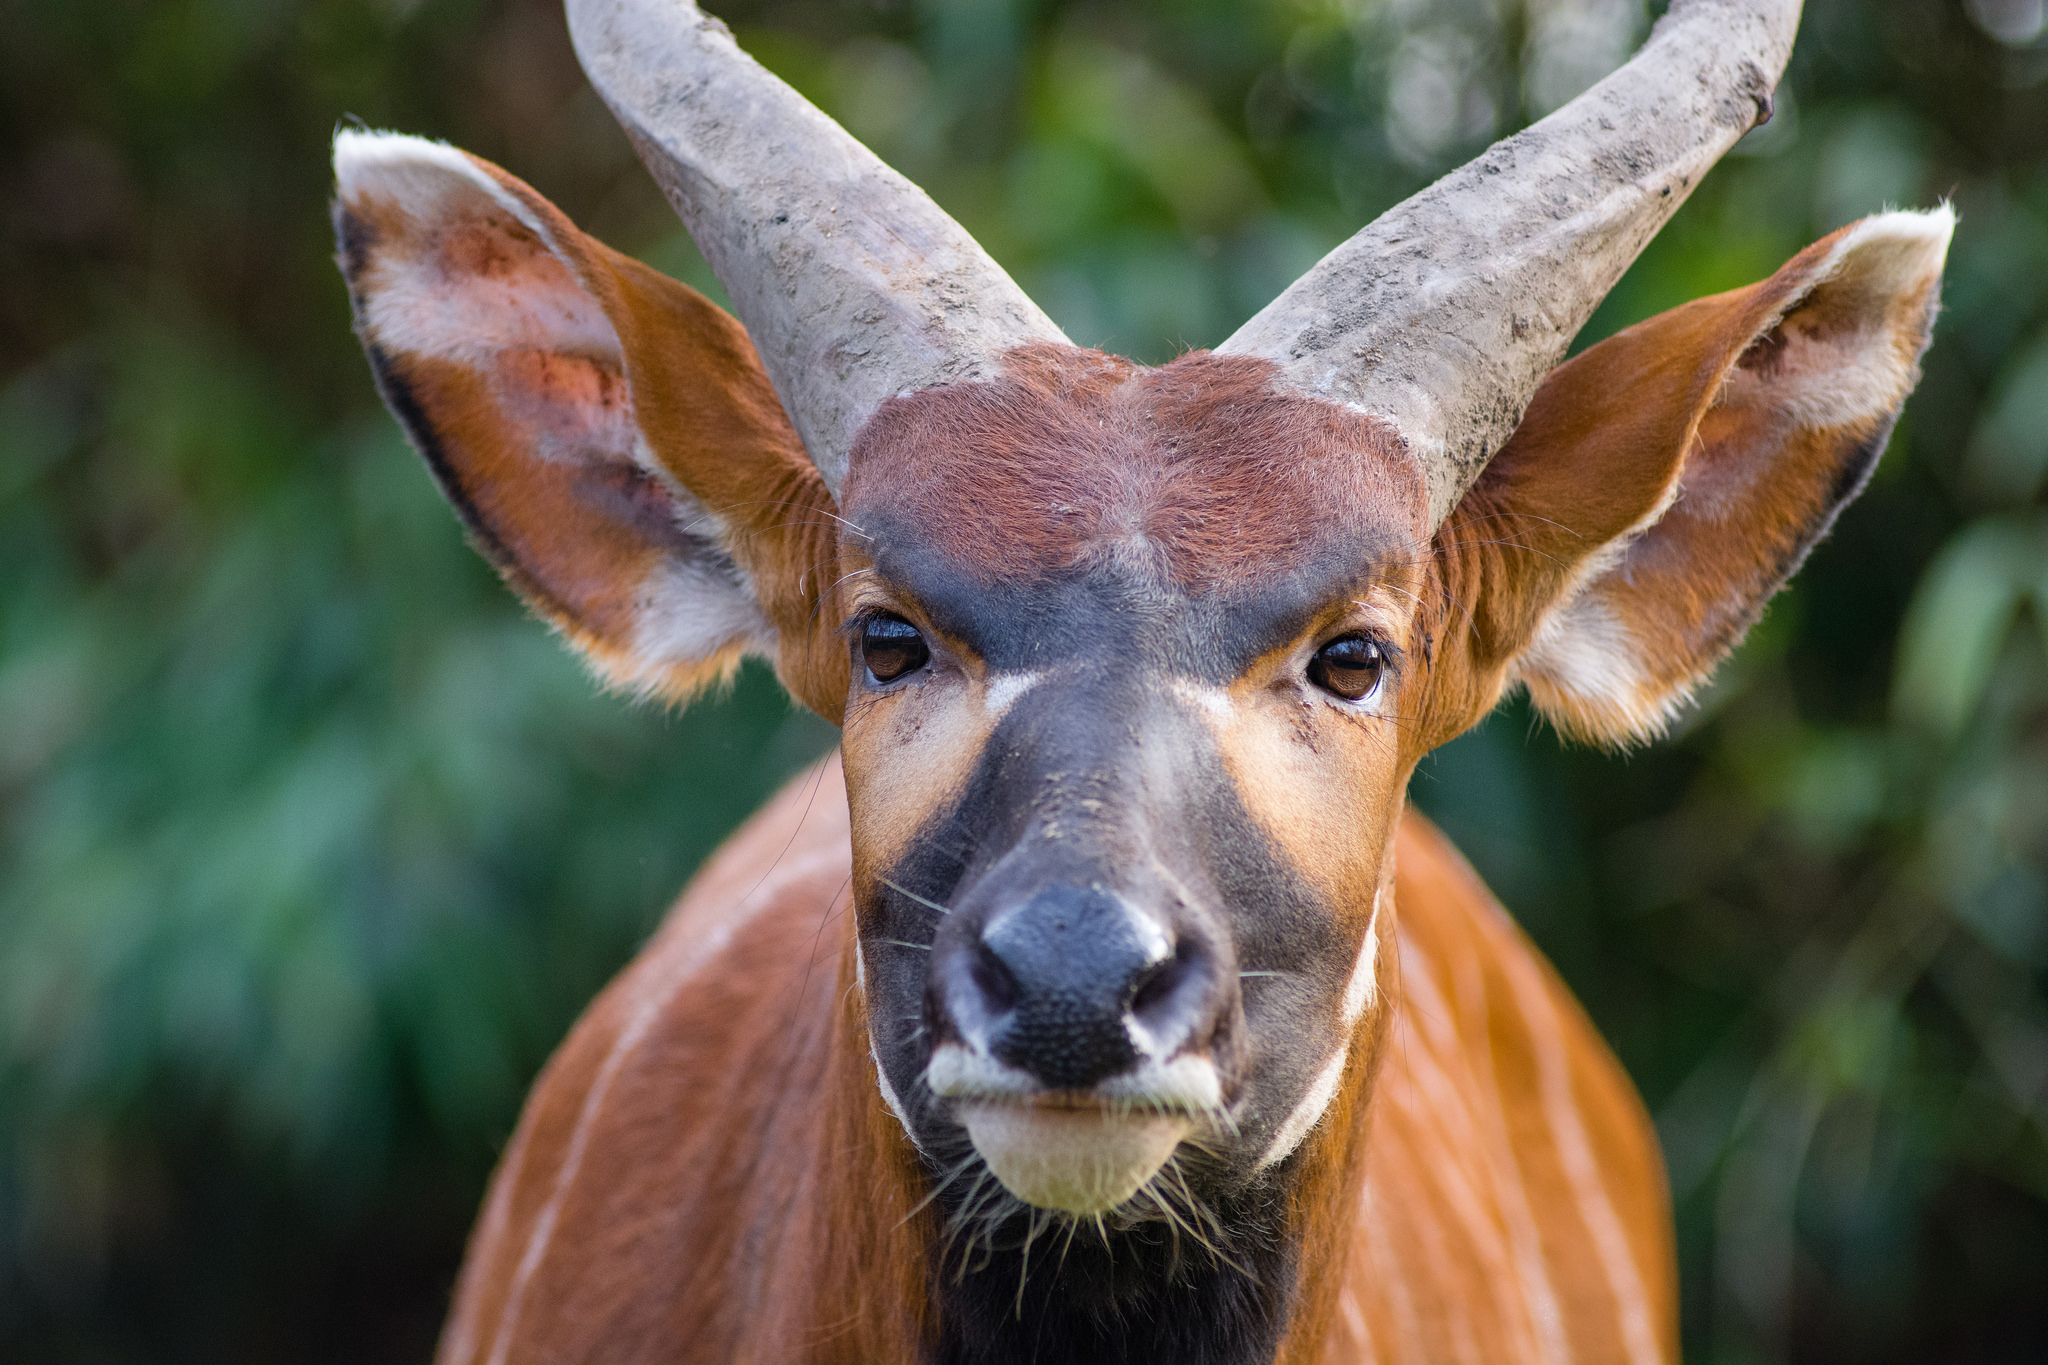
[334,129,778,693]
[1513,206,1954,746]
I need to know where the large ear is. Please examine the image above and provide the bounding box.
[1432,208,1954,746]
[332,130,847,718]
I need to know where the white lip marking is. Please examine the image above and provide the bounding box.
[1341,918,1381,1027]
[1259,1045,1348,1169]
[926,1043,1038,1099]
[1102,1053,1224,1112]
[926,1042,1223,1115]
[929,1042,1222,1215]
[983,670,1043,719]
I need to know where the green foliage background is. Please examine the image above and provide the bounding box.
[3,0,2046,1360]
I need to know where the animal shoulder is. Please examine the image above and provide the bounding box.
[436,761,1672,1365]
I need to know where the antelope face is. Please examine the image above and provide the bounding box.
[840,346,1428,1216]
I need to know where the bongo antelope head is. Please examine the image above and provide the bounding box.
[334,0,1947,1317]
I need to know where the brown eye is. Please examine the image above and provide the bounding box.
[861,614,929,684]
[1308,634,1386,702]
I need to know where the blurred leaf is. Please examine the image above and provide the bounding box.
[1892,514,2046,736]
[1044,37,1267,235]
[1962,330,2048,506]
[1814,106,1931,234]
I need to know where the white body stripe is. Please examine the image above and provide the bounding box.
[1506,946,1662,1365]
[477,840,843,1365]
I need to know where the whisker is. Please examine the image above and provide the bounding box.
[1019,1207,1058,1318]
[705,498,875,541]
[901,1151,983,1227]
[882,878,953,916]
[1056,1212,1083,1274]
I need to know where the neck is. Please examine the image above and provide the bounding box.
[925,1183,1298,1365]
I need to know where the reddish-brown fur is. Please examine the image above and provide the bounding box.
[435,761,931,1363]
[435,760,1669,1365]
[338,155,847,714]
[1335,815,1675,1363]
[337,147,1943,1363]
[845,344,1425,589]
[1431,220,1943,745]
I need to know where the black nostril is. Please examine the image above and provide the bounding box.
[968,938,1020,1015]
[1126,940,1209,1040]
[1127,949,1182,1018]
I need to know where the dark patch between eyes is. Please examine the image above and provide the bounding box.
[860,516,1405,686]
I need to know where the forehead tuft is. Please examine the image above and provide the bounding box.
[841,344,1424,592]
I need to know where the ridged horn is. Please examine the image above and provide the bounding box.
[567,0,1069,494]
[1218,0,1803,526]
